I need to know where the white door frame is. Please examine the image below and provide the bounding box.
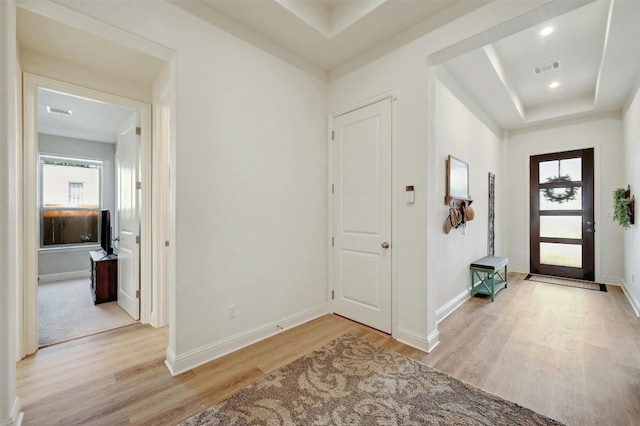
[22,73,155,355]
[328,89,398,336]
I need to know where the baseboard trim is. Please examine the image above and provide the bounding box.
[599,275,623,286]
[38,270,90,283]
[0,396,23,426]
[166,304,330,376]
[395,327,438,353]
[508,264,528,274]
[436,289,470,324]
[621,282,640,318]
[164,346,177,376]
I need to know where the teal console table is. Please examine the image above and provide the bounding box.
[470,256,508,302]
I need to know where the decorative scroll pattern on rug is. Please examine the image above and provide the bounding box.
[525,274,607,292]
[179,334,563,425]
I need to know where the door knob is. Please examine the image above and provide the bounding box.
[381,242,390,249]
[112,237,120,242]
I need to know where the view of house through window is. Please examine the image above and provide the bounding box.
[41,155,102,247]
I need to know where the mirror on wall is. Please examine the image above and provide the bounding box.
[445,155,470,205]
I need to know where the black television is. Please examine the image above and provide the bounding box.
[100,209,113,255]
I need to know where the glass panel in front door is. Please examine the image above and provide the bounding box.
[540,242,582,268]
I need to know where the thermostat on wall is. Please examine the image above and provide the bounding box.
[406,185,415,204]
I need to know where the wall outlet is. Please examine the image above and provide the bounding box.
[227,304,236,319]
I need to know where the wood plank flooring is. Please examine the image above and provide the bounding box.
[419,273,640,426]
[17,273,640,425]
[17,314,422,425]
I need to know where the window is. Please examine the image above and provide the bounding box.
[68,182,84,205]
[40,155,102,247]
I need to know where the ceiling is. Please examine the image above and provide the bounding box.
[173,0,640,130]
[174,0,461,71]
[17,7,162,143]
[443,0,640,129]
[18,0,640,138]
[38,88,135,144]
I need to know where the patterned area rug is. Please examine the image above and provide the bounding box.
[180,334,563,425]
[525,274,607,292]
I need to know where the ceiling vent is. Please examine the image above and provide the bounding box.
[46,106,73,117]
[533,60,561,75]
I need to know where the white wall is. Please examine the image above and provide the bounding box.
[48,0,329,372]
[433,74,506,317]
[37,133,116,280]
[1,0,21,423]
[326,1,538,349]
[622,87,640,315]
[20,48,152,104]
[506,115,625,284]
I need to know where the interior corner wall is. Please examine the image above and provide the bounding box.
[15,46,24,363]
[622,88,640,314]
[53,0,329,370]
[433,77,505,313]
[506,116,625,283]
[1,0,21,423]
[150,60,173,329]
[327,2,538,349]
[37,134,116,280]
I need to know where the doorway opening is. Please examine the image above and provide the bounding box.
[529,148,595,281]
[36,87,140,347]
[23,74,158,356]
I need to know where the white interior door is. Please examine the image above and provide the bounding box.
[332,99,392,333]
[115,112,140,320]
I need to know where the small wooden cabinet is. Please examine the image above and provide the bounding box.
[90,250,118,304]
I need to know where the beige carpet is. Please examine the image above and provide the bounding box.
[38,278,137,347]
[180,334,563,425]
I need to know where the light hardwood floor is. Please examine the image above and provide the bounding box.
[17,273,640,425]
[419,273,640,426]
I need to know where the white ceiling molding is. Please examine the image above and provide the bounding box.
[442,0,640,130]
[274,0,388,38]
[483,45,525,120]
[18,0,640,134]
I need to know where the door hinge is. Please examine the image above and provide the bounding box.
[331,130,334,140]
[136,126,141,135]
[331,237,334,247]
[136,181,142,190]
[136,235,140,244]
[331,290,334,300]
[136,289,140,299]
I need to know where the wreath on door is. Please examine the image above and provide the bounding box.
[542,175,578,203]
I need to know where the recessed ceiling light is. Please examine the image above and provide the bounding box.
[540,26,554,37]
[548,81,560,89]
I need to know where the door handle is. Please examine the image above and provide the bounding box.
[586,229,593,233]
[112,237,120,242]
[381,242,390,249]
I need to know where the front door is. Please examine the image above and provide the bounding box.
[332,98,392,333]
[530,148,595,280]
[115,112,141,320]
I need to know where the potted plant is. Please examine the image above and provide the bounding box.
[612,187,634,229]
